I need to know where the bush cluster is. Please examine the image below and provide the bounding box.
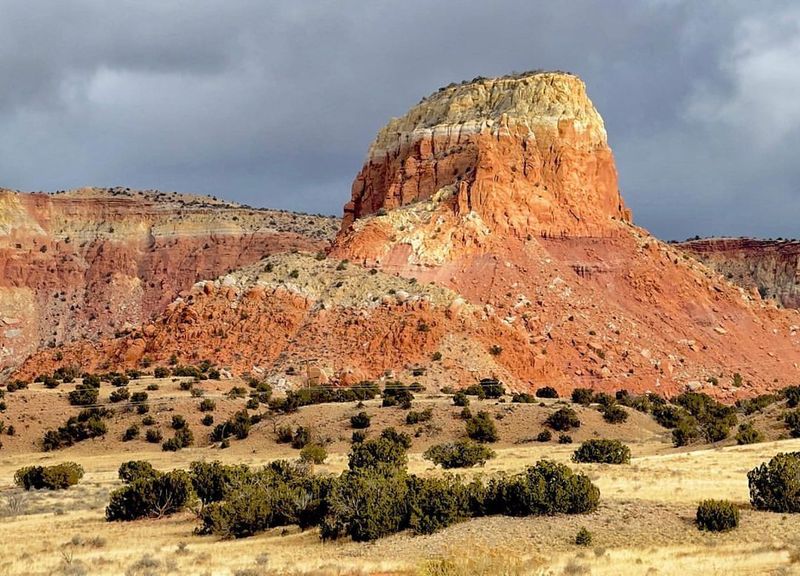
[15,462,84,490]
[106,468,194,521]
[406,407,433,425]
[462,379,504,399]
[269,381,379,412]
[535,386,559,399]
[42,408,110,451]
[381,382,415,408]
[211,410,252,443]
[423,439,495,469]
[572,439,631,464]
[104,427,599,543]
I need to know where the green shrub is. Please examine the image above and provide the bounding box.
[291,426,312,449]
[153,367,170,378]
[575,526,593,545]
[109,387,130,403]
[407,475,473,535]
[122,425,140,441]
[424,439,495,469]
[382,382,414,409]
[118,461,158,483]
[163,427,193,451]
[106,470,194,521]
[601,404,628,424]
[511,392,536,403]
[784,386,800,408]
[68,382,99,406]
[696,499,739,532]
[189,460,249,505]
[572,439,630,464]
[211,410,252,442]
[452,391,469,407]
[785,409,800,437]
[171,415,187,430]
[406,408,432,425]
[672,418,700,447]
[350,411,372,429]
[276,425,293,444]
[571,388,594,406]
[300,443,328,464]
[15,462,84,490]
[201,414,214,426]
[42,409,109,451]
[558,434,573,444]
[466,411,498,443]
[536,430,552,442]
[199,399,216,412]
[322,468,408,542]
[131,391,148,403]
[535,386,559,399]
[735,423,764,445]
[545,407,581,431]
[652,404,685,428]
[348,428,411,473]
[488,460,599,516]
[748,452,800,512]
[145,429,163,443]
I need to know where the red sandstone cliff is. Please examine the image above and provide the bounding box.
[679,238,800,309]
[0,187,338,370]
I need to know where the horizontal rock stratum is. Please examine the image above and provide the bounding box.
[0,187,337,370]
[12,72,800,401]
[679,237,800,309]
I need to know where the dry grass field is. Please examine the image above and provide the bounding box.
[2,376,800,575]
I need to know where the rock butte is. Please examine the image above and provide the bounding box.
[11,72,800,401]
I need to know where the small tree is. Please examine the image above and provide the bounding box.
[535,386,559,399]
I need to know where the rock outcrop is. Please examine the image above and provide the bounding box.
[0,187,338,370]
[679,238,800,309]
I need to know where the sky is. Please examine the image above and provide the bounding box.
[0,1,798,240]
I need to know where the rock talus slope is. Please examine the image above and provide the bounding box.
[14,72,800,400]
[0,187,337,370]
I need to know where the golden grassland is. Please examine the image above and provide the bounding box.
[3,435,800,575]
[2,376,800,575]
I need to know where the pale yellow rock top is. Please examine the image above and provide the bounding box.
[369,71,607,157]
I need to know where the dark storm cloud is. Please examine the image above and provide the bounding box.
[0,1,798,239]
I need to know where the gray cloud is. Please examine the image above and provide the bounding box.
[0,0,798,239]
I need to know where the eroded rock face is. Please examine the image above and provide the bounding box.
[679,238,800,309]
[0,187,338,370]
